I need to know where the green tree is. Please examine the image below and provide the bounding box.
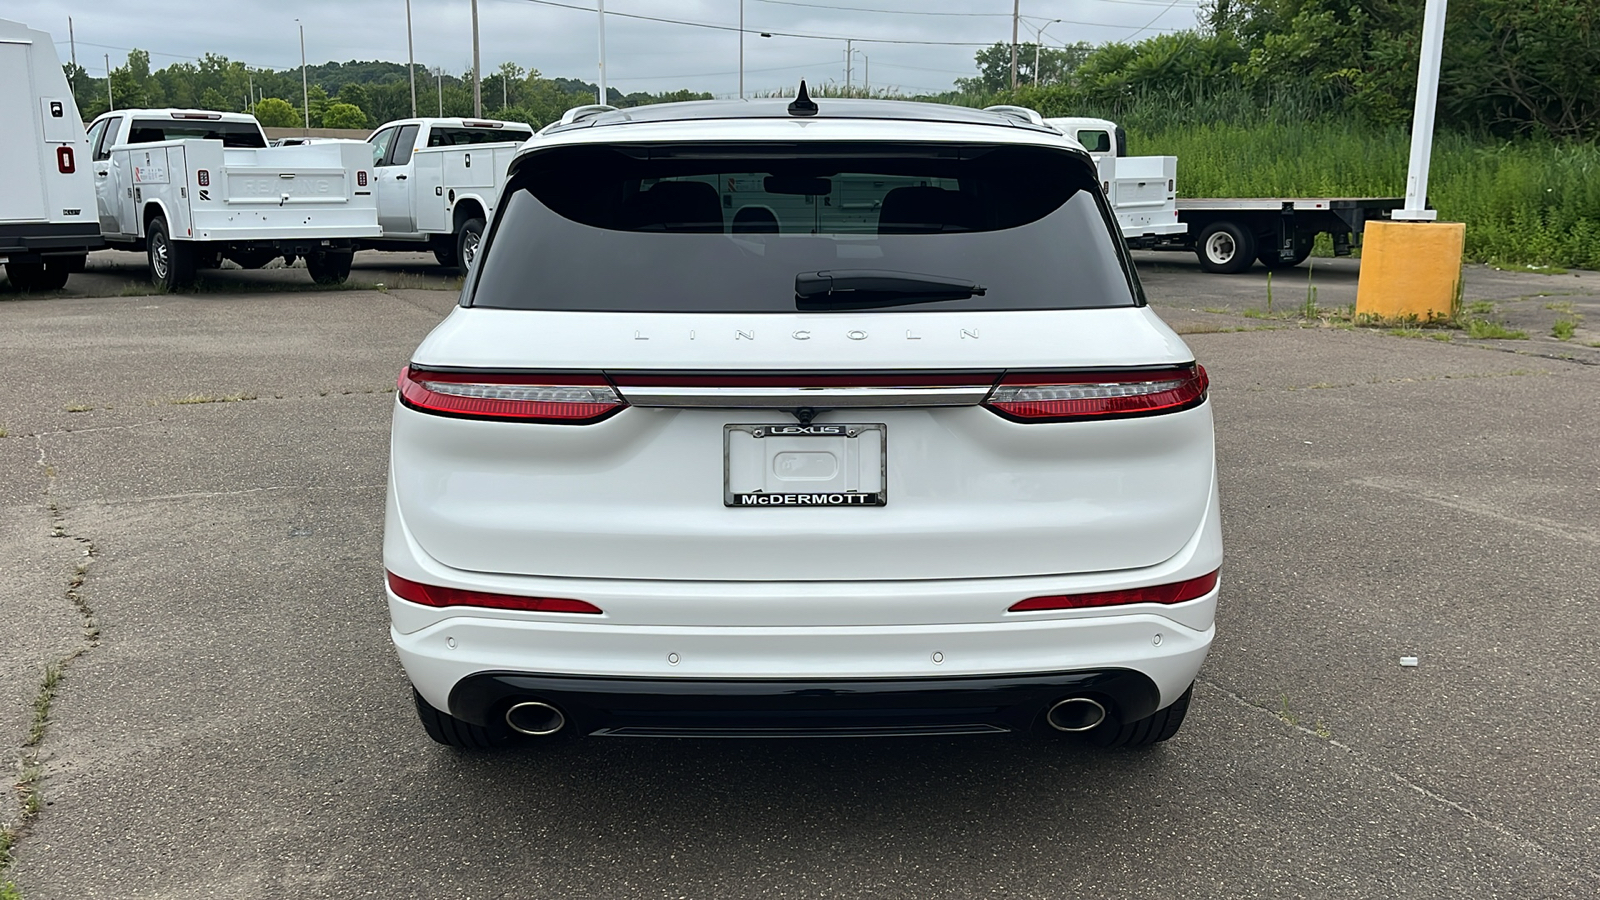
[305,85,331,127]
[254,97,301,127]
[321,102,369,130]
[958,41,1094,93]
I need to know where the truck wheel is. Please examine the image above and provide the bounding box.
[1086,683,1193,748]
[432,240,459,269]
[1258,235,1315,270]
[227,249,279,270]
[1195,222,1256,274]
[305,250,354,285]
[146,218,196,291]
[5,261,71,292]
[412,688,508,751]
[62,254,88,274]
[456,218,486,273]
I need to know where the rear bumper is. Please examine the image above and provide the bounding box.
[0,222,104,262]
[448,669,1161,737]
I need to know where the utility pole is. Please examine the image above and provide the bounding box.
[738,0,744,100]
[1010,0,1020,91]
[105,53,112,110]
[67,17,77,97]
[596,0,607,105]
[1028,19,1060,85]
[437,68,443,117]
[298,20,309,133]
[471,0,482,117]
[406,0,417,117]
[845,39,853,91]
[863,55,869,94]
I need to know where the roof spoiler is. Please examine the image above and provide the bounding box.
[981,105,1045,127]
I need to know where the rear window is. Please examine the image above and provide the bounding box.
[470,142,1140,313]
[428,127,533,147]
[126,119,267,148]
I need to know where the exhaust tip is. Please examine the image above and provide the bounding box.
[505,700,566,736]
[1046,697,1107,733]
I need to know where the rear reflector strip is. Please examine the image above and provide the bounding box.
[986,365,1207,422]
[1009,570,1219,612]
[387,572,603,614]
[398,367,625,424]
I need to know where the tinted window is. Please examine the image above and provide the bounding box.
[93,116,122,160]
[125,119,267,148]
[427,127,533,147]
[391,124,421,165]
[471,142,1139,313]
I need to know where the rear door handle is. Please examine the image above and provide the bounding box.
[395,174,407,180]
[97,170,108,176]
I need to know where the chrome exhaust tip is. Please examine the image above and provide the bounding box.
[1046,697,1107,732]
[505,701,566,736]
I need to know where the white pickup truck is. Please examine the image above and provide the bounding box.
[1,17,102,292]
[84,109,380,289]
[360,117,533,270]
[1043,116,1185,247]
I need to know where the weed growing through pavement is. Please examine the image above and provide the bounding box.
[1300,262,1319,318]
[1552,319,1578,340]
[169,393,257,405]
[1464,318,1529,340]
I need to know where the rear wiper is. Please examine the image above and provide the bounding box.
[795,269,987,310]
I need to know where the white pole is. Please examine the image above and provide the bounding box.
[738,0,744,100]
[105,54,113,111]
[1009,0,1019,91]
[437,68,443,116]
[845,39,852,91]
[596,0,607,105]
[298,21,309,132]
[1394,0,1448,221]
[406,0,416,117]
[68,17,77,96]
[471,0,482,117]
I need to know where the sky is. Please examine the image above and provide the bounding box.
[11,0,1204,98]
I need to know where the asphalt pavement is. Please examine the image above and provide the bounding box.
[1,254,1596,898]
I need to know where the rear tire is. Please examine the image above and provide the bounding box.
[413,688,506,751]
[455,217,486,273]
[146,217,196,291]
[305,249,353,285]
[1195,222,1256,274]
[5,261,71,292]
[1257,235,1314,270]
[1085,684,1193,748]
[432,239,459,269]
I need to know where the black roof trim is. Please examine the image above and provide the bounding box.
[541,98,1061,136]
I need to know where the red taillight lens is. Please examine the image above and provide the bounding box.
[398,367,625,424]
[985,365,1207,422]
[357,170,368,187]
[57,146,76,174]
[1010,570,1219,612]
[197,169,210,187]
[386,572,603,614]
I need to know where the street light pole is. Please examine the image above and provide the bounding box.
[406,0,416,117]
[1027,19,1061,85]
[1395,0,1449,220]
[739,0,744,100]
[596,0,608,105]
[298,20,309,133]
[471,0,482,117]
[1010,0,1019,91]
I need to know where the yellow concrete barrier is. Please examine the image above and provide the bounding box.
[1355,220,1466,321]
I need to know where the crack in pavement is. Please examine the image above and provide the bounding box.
[1348,476,1600,547]
[1198,677,1600,883]
[2,438,103,890]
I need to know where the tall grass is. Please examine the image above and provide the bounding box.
[972,83,1600,269]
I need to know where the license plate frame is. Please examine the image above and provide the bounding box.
[724,423,887,508]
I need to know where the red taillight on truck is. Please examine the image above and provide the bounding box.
[1010,570,1219,612]
[398,367,626,424]
[984,365,1207,422]
[57,146,75,174]
[357,170,368,187]
[386,572,603,614]
[197,169,210,187]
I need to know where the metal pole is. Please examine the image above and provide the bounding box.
[845,39,852,91]
[68,17,77,96]
[471,0,482,117]
[248,72,254,112]
[437,68,443,116]
[406,0,417,117]
[738,0,744,100]
[105,54,113,111]
[1010,0,1019,91]
[1395,0,1448,221]
[863,55,868,94]
[1029,20,1059,85]
[298,21,309,132]
[596,0,607,105]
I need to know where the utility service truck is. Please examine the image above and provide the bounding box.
[1,18,103,291]
[360,117,534,271]
[85,109,380,290]
[1042,113,1403,274]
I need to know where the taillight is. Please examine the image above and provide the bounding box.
[398,367,625,424]
[1010,570,1219,612]
[57,146,76,174]
[357,170,368,187]
[387,572,603,614]
[197,169,210,187]
[984,365,1207,422]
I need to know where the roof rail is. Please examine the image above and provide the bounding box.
[557,104,619,127]
[981,105,1045,126]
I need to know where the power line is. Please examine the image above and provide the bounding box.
[507,0,996,46]
[1124,0,1189,40]
[608,59,839,83]
[54,38,296,71]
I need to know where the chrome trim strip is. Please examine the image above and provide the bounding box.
[615,385,991,408]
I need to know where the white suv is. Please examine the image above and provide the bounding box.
[385,90,1220,750]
